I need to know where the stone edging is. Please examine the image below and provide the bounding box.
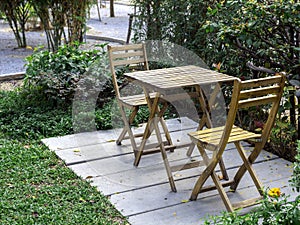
[0,72,25,81]
[86,34,126,45]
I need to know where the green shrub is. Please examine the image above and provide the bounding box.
[24,42,112,105]
[204,190,300,225]
[290,141,300,192]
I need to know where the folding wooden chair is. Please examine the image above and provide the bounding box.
[108,43,171,156]
[188,74,285,212]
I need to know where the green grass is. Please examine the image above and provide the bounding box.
[0,90,128,224]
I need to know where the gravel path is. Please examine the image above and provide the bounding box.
[0,2,134,75]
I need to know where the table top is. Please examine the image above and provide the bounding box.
[124,65,237,92]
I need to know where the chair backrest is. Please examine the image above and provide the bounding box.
[107,43,149,98]
[237,74,285,142]
[217,74,285,157]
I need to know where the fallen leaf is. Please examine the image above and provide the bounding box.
[107,139,116,142]
[73,149,80,152]
[79,197,86,202]
[32,211,39,217]
[181,199,189,203]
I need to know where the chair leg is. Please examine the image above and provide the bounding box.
[211,171,234,212]
[187,86,212,157]
[188,142,229,181]
[134,136,147,167]
[118,105,138,156]
[190,145,234,211]
[190,145,218,200]
[116,106,139,145]
[218,158,229,180]
[186,118,207,157]
[230,142,264,194]
[116,129,127,145]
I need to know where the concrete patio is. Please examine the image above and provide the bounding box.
[42,118,297,225]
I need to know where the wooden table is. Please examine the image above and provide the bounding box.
[125,65,237,192]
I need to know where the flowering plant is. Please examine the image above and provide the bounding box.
[267,187,281,198]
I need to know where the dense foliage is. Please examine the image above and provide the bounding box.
[203,0,300,149]
[24,43,112,105]
[290,141,300,192]
[132,0,300,158]
[133,0,299,75]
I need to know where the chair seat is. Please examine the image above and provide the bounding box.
[189,126,262,150]
[119,92,158,107]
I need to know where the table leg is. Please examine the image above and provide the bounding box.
[153,113,177,192]
[186,85,211,156]
[133,90,177,191]
[133,91,160,167]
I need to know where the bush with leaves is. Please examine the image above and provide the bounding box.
[202,0,299,148]
[24,43,112,105]
[132,0,212,57]
[290,141,300,192]
[203,0,300,74]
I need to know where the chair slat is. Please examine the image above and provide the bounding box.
[239,86,280,99]
[113,58,146,67]
[111,51,144,60]
[109,43,144,51]
[240,76,282,89]
[238,95,278,108]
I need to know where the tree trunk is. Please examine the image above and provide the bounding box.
[110,0,115,17]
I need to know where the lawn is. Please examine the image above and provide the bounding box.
[0,89,129,224]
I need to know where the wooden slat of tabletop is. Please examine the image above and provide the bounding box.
[125,66,236,91]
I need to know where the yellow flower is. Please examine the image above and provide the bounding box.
[268,187,281,198]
